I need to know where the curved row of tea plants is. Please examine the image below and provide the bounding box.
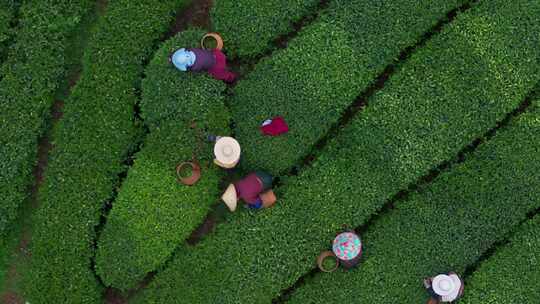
[231,0,468,175]
[0,0,93,236]
[136,0,540,302]
[211,0,322,58]
[95,29,230,291]
[0,0,19,61]
[21,0,189,302]
[288,100,540,303]
[460,215,540,304]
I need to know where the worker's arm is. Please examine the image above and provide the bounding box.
[423,277,432,289]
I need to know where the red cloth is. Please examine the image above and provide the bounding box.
[234,173,263,204]
[260,116,289,136]
[208,50,237,83]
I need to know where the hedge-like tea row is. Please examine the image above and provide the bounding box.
[136,0,540,303]
[288,102,540,303]
[231,0,467,175]
[0,0,18,60]
[460,215,540,304]
[211,0,321,58]
[0,0,93,236]
[95,29,230,291]
[21,1,188,303]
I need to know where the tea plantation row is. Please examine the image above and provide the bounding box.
[288,99,540,303]
[20,0,189,302]
[94,29,231,290]
[231,0,468,175]
[0,0,93,236]
[135,0,540,302]
[461,215,540,304]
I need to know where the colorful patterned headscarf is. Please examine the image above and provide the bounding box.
[332,232,362,261]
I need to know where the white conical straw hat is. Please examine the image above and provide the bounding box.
[214,137,241,166]
[221,184,237,212]
[433,274,461,297]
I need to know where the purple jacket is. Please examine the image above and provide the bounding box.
[188,48,215,72]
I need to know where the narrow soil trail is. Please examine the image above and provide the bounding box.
[0,0,105,302]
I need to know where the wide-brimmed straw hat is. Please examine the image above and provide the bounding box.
[214,137,241,166]
[221,184,237,211]
[433,274,461,298]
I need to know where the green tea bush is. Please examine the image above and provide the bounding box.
[0,0,93,236]
[0,0,19,60]
[231,0,467,175]
[95,29,230,291]
[22,0,188,302]
[460,215,540,304]
[211,0,321,58]
[136,0,540,303]
[288,102,540,303]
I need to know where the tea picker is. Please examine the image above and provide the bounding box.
[317,231,362,272]
[211,136,241,169]
[221,171,277,211]
[424,273,464,303]
[170,32,237,83]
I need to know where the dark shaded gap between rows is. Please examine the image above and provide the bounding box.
[461,205,540,281]
[0,0,107,302]
[95,1,215,303]
[272,86,539,304]
[227,0,332,79]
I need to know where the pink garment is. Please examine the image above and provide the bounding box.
[208,50,237,83]
[260,116,289,136]
[234,173,263,204]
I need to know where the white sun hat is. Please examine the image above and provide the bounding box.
[214,137,241,167]
[221,184,238,212]
[433,274,461,300]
